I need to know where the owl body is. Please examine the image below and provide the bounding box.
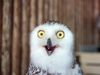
[29,22,82,75]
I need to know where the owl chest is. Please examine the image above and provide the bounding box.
[28,63,64,75]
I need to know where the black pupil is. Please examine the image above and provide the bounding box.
[59,33,62,36]
[40,33,43,35]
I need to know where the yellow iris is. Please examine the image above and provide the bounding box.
[56,31,65,39]
[37,30,45,38]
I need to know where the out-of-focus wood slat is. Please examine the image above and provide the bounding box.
[0,0,3,74]
[53,0,58,21]
[83,65,100,74]
[38,0,44,24]
[30,0,36,31]
[21,0,30,75]
[80,53,100,75]
[80,53,100,64]
[43,0,49,22]
[49,0,53,20]
[12,0,22,75]
[1,0,12,75]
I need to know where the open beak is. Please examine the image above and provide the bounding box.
[44,38,56,55]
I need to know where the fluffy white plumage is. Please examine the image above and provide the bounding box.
[28,22,83,75]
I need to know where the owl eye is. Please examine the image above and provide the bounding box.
[56,31,65,39]
[37,30,45,38]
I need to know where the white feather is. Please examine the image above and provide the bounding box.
[29,22,82,75]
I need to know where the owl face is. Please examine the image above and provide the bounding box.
[30,22,74,56]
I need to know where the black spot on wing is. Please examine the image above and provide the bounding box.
[78,69,83,75]
[27,63,41,75]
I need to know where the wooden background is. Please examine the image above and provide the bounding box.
[0,0,100,75]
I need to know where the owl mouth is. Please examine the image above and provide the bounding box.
[44,38,56,55]
[44,45,56,55]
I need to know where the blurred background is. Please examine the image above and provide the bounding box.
[0,0,100,75]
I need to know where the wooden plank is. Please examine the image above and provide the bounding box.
[62,0,66,24]
[49,0,53,20]
[30,0,36,31]
[82,64,100,74]
[80,53,100,64]
[94,0,99,18]
[57,0,62,22]
[12,0,22,75]
[94,0,100,47]
[63,0,75,32]
[21,0,30,75]
[43,0,49,22]
[75,0,84,51]
[85,0,95,45]
[37,0,44,24]
[0,0,3,74]
[80,53,100,74]
[53,0,58,21]
[60,0,64,23]
[83,66,100,74]
[74,0,95,51]
[1,0,12,75]
[48,0,58,21]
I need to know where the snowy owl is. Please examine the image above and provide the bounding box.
[28,21,83,75]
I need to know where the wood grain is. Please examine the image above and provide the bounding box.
[37,0,44,24]
[1,0,12,75]
[12,0,22,75]
[43,0,49,22]
[21,0,30,75]
[30,0,36,31]
[0,0,3,74]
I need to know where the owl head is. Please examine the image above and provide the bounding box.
[30,22,75,73]
[30,21,74,57]
[30,22,74,56]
